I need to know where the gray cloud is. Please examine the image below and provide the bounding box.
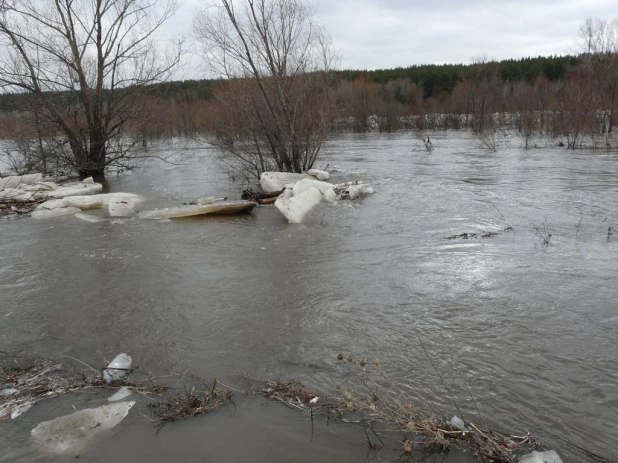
[316,0,617,69]
[170,0,617,77]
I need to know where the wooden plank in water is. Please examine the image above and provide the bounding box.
[137,200,257,219]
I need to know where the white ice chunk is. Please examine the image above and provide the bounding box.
[323,189,338,203]
[36,199,66,210]
[31,207,81,219]
[307,169,329,181]
[0,388,19,396]
[21,182,58,192]
[62,196,104,210]
[103,353,132,383]
[292,178,334,197]
[109,197,137,217]
[282,188,293,199]
[0,188,38,201]
[274,187,323,224]
[0,188,22,199]
[31,401,135,454]
[520,451,563,463]
[37,182,103,199]
[260,172,313,193]
[108,387,132,402]
[348,185,361,200]
[0,173,43,189]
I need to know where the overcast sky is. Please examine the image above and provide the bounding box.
[171,0,617,75]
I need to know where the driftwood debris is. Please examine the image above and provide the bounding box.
[256,379,341,419]
[147,379,233,434]
[247,353,545,463]
[0,356,165,421]
[257,197,278,205]
[0,199,44,217]
[444,226,514,240]
[241,188,283,201]
[241,188,285,205]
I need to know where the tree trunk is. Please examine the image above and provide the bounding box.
[78,129,106,178]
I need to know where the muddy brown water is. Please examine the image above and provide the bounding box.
[1,132,617,462]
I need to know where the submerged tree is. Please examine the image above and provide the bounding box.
[0,0,182,177]
[579,17,618,136]
[194,0,338,180]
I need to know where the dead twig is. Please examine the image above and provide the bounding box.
[147,378,233,435]
[252,353,541,462]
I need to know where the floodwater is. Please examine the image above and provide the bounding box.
[1,132,617,462]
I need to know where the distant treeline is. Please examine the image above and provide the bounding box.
[0,55,578,112]
[0,79,219,112]
[336,55,579,100]
[1,53,615,149]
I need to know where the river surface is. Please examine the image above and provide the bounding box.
[1,132,617,462]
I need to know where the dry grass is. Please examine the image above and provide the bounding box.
[250,353,541,462]
[147,379,234,434]
[256,379,343,421]
[2,353,539,461]
[335,353,542,462]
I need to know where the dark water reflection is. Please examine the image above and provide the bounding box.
[1,132,617,462]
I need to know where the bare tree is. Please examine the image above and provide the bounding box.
[0,0,182,177]
[194,0,338,180]
[468,56,503,151]
[552,70,597,149]
[579,17,618,137]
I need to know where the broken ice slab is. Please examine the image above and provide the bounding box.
[108,197,137,217]
[307,169,330,181]
[274,187,323,224]
[520,450,563,463]
[260,172,315,193]
[36,182,103,199]
[0,173,43,189]
[137,200,256,219]
[108,386,132,402]
[61,196,103,210]
[30,207,81,219]
[291,178,335,197]
[31,401,135,454]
